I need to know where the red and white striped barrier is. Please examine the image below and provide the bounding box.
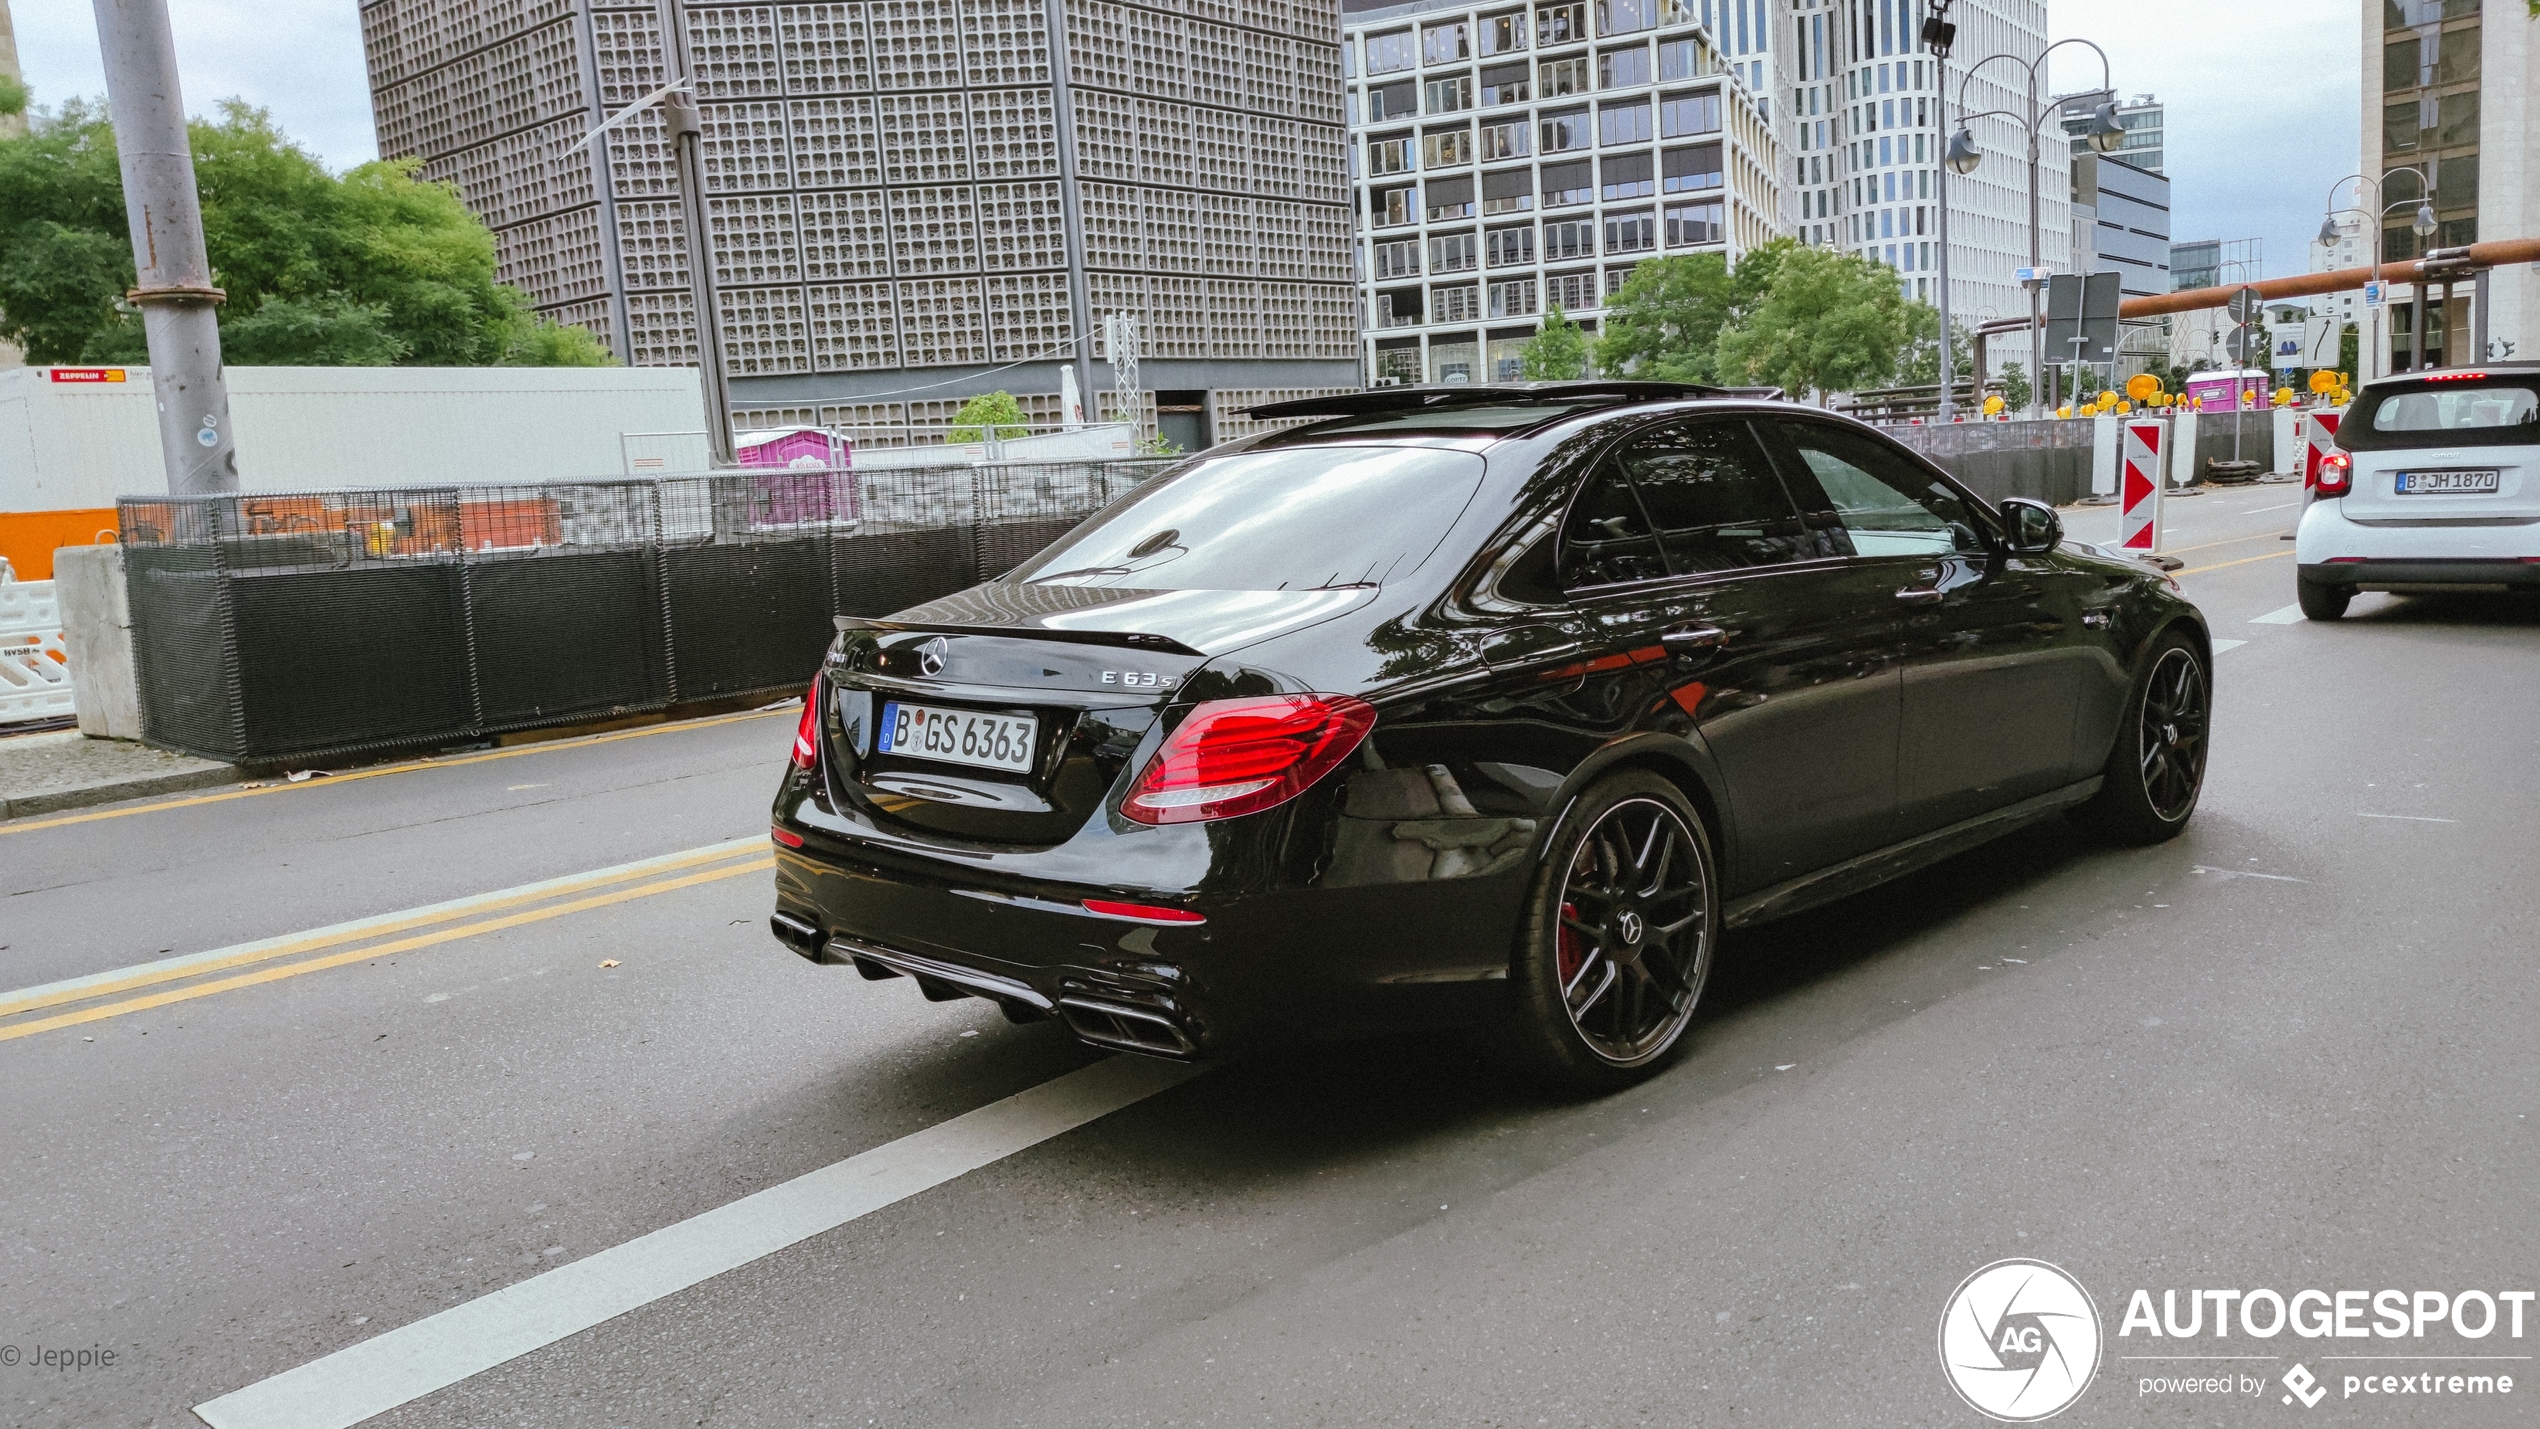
[2118,419,2164,555]
[2302,410,2344,493]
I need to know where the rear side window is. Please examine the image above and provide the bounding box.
[1005,445,1484,592]
[1614,419,1812,572]
[1557,467,1668,590]
[2349,377,2540,450]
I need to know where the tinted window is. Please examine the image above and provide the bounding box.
[2348,377,2540,449]
[1613,419,1813,572]
[1776,421,1987,558]
[1008,446,1483,592]
[1557,467,1667,590]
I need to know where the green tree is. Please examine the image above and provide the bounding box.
[947,390,1029,442]
[1593,239,1791,382]
[0,100,610,367]
[0,76,28,121]
[1711,245,1914,401]
[1892,302,1968,389]
[1517,304,1592,380]
[1995,361,2032,412]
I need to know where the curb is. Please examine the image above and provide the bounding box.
[1,763,243,822]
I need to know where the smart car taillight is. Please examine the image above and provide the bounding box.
[791,680,821,769]
[2313,449,2352,497]
[1121,694,1377,826]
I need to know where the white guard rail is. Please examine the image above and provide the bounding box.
[0,577,77,725]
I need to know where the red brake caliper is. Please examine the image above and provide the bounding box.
[1557,901,1583,984]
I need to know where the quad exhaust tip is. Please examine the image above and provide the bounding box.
[1058,996,1198,1060]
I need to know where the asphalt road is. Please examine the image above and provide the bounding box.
[7,479,2538,1428]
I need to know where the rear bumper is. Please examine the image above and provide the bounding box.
[2299,558,2540,590]
[769,831,1528,1060]
[2295,499,2540,567]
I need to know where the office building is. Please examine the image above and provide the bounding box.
[2166,237,2259,368]
[2360,0,2535,370]
[2063,91,2160,175]
[358,0,1360,448]
[1341,0,1782,385]
[2311,211,2370,332]
[1778,0,2065,334]
[2068,152,2168,378]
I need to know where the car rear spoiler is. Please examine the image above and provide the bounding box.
[833,615,1205,657]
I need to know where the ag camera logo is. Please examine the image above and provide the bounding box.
[1940,1259,2103,1421]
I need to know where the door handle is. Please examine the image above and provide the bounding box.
[1661,624,1729,653]
[1895,586,1946,606]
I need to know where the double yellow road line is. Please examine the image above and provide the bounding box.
[0,838,775,1043]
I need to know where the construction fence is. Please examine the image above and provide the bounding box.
[116,459,1176,766]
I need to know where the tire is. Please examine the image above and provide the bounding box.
[1502,770,1720,1093]
[2298,579,2350,621]
[2073,629,2210,846]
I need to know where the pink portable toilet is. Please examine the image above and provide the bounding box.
[734,427,855,525]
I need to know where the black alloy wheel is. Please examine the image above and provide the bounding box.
[2075,630,2209,845]
[1507,771,1717,1090]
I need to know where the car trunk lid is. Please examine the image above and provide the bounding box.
[2336,374,2540,522]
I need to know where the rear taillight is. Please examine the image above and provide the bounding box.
[2313,450,2352,497]
[1121,694,1377,826]
[791,680,821,769]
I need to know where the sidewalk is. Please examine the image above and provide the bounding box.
[0,729,239,820]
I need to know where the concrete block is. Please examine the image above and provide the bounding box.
[53,544,143,741]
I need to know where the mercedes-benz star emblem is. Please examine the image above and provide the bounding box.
[919,637,949,677]
[1616,910,1644,945]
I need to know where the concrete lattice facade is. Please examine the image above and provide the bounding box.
[1341,0,1780,385]
[358,0,1359,446]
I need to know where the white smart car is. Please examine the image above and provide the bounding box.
[2297,363,2540,620]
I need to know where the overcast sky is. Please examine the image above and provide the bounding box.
[16,0,2359,281]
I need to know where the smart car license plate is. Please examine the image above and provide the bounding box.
[876,701,1037,773]
[2395,469,2500,495]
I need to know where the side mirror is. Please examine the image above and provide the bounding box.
[2001,497,2061,555]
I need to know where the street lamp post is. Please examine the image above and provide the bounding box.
[1942,42,2124,420]
[2319,169,2435,380]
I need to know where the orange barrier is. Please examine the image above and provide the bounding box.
[0,509,120,581]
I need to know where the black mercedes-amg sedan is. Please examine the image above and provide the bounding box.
[768,383,2211,1089]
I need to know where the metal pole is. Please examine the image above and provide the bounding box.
[2473,268,2490,363]
[656,0,734,466]
[1934,52,1954,421]
[2024,70,2042,420]
[2436,277,2452,368]
[93,0,236,495]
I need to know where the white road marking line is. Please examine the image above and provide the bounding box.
[2191,865,2309,883]
[2357,812,2458,823]
[2210,639,2247,654]
[0,837,766,1016]
[2250,604,2305,624]
[2248,502,2297,513]
[193,1055,1200,1429]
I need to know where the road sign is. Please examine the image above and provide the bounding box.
[2014,265,2052,284]
[2227,286,2263,325]
[2302,410,2344,492]
[2120,419,2164,553]
[2080,272,2121,365]
[2362,280,2386,309]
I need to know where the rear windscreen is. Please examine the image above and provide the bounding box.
[1005,446,1485,592]
[2344,377,2540,450]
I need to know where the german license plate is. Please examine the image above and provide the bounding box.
[876,701,1037,773]
[2395,469,2500,495]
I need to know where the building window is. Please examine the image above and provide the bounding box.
[1659,90,1720,137]
[1430,337,1479,384]
[1424,125,1475,168]
[1376,289,1423,327]
[1372,238,1421,278]
[1598,100,1652,146]
[1367,30,1415,74]
[1665,199,1723,247]
[1541,55,1591,96]
[1598,44,1652,88]
[1426,73,1476,113]
[1489,277,1540,318]
[1596,0,1656,37]
[1427,174,1477,221]
[1480,10,1529,55]
[1487,224,1537,266]
[1481,118,1531,160]
[1423,21,1472,65]
[1547,268,1599,311]
[1367,134,1414,175]
[1375,344,1422,384]
[1662,142,1722,192]
[1538,3,1588,46]
[1489,332,1531,381]
[1657,37,1709,80]
[1433,285,1483,323]
[1482,62,1533,107]
[1376,184,1417,226]
[1368,81,1417,122]
[1603,264,1638,297]
[1544,217,1596,260]
[1541,107,1592,152]
[1600,151,1655,200]
[1541,159,1593,206]
[1430,229,1480,272]
[1605,208,1656,253]
[1482,166,1535,213]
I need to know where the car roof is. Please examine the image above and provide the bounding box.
[2362,362,2540,390]
[1244,382,1794,446]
